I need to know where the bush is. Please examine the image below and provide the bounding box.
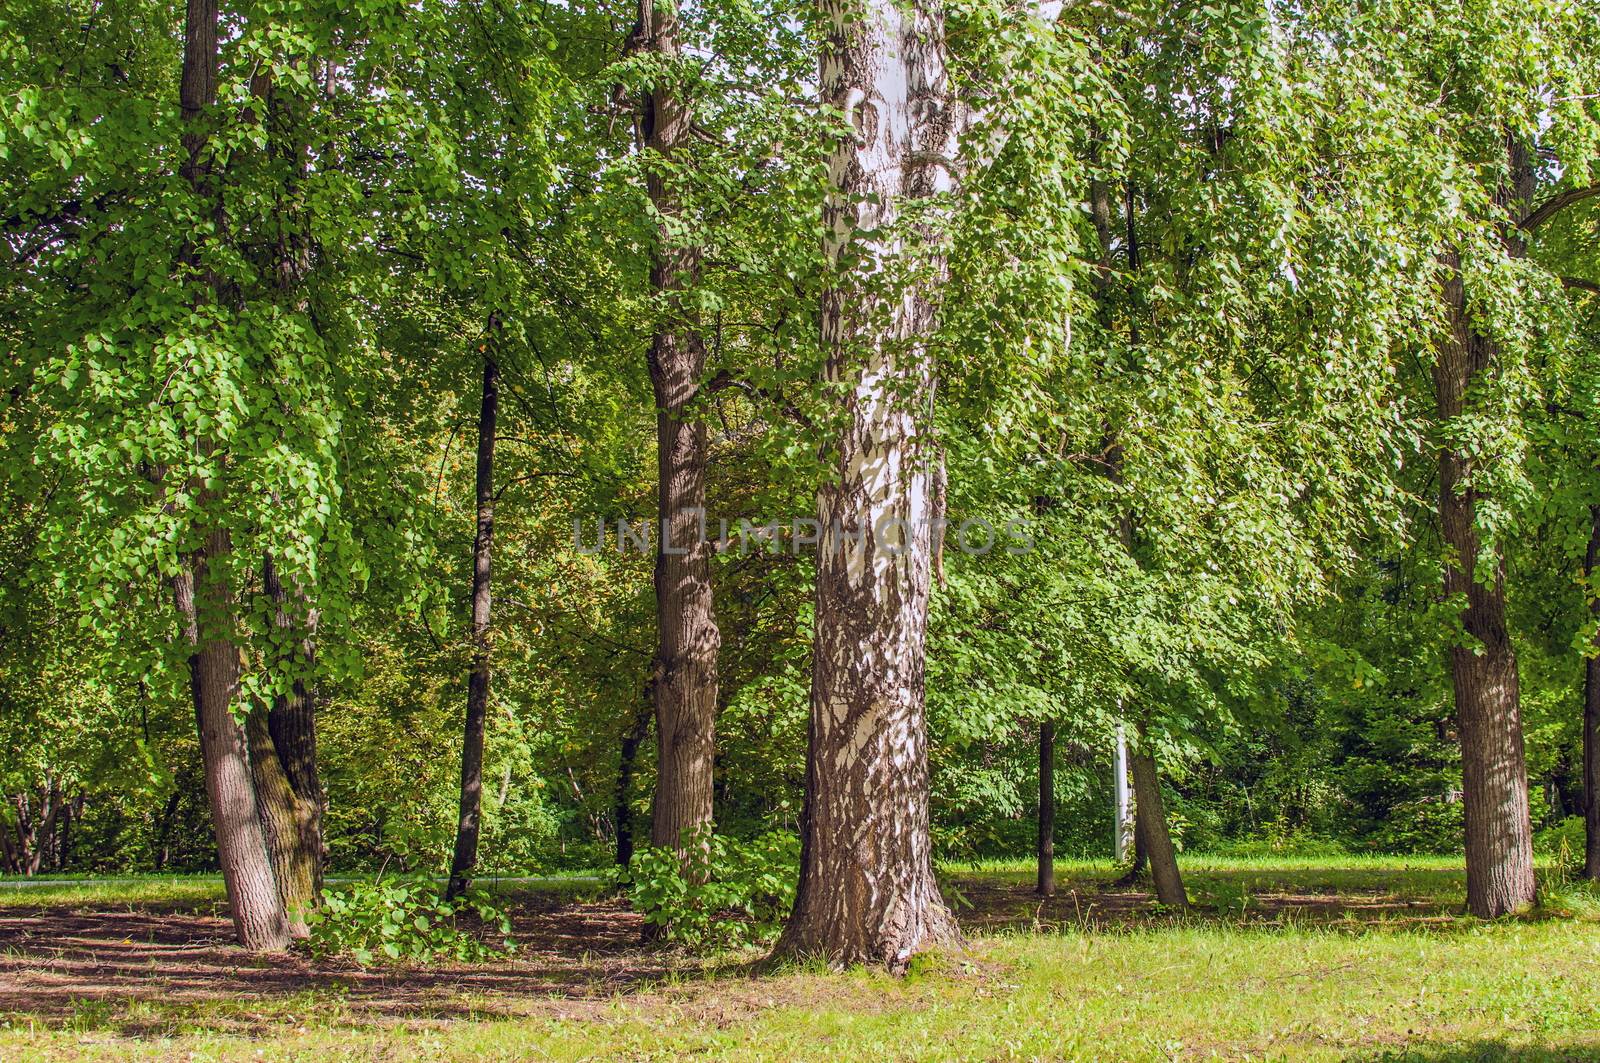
[1366,797,1462,854]
[1206,835,1349,858]
[303,877,516,965]
[1535,815,1586,857]
[618,827,799,949]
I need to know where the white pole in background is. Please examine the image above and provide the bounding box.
[1113,721,1131,863]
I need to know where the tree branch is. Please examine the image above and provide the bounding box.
[1518,184,1600,231]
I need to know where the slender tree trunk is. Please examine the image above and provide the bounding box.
[0,805,16,875]
[1129,747,1186,909]
[1113,722,1132,864]
[1432,143,1536,918]
[153,785,183,872]
[57,792,83,872]
[639,0,722,857]
[1583,504,1600,881]
[774,0,959,971]
[448,351,499,900]
[616,700,651,868]
[1037,721,1056,896]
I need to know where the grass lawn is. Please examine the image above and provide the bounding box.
[2,857,1598,1061]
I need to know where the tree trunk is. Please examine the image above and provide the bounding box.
[1113,722,1133,865]
[176,535,292,951]
[153,784,183,872]
[1432,142,1536,918]
[639,0,721,858]
[56,792,83,872]
[447,351,499,900]
[1583,504,1600,881]
[616,699,651,869]
[246,555,324,935]
[175,0,291,953]
[774,0,959,971]
[1128,749,1185,908]
[1036,721,1055,896]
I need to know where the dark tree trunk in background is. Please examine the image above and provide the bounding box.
[1037,721,1056,896]
[56,792,83,872]
[1582,502,1600,876]
[639,0,722,858]
[1129,748,1186,909]
[774,0,960,971]
[447,351,499,901]
[153,786,183,872]
[1432,141,1536,918]
[616,700,652,868]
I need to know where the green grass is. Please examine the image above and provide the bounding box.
[4,859,1599,1061]
[0,870,603,910]
[0,874,229,910]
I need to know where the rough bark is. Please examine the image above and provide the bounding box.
[1129,748,1186,909]
[245,706,313,936]
[773,0,960,971]
[245,555,324,935]
[1432,140,1536,918]
[638,0,722,858]
[1036,721,1056,896]
[176,534,292,951]
[447,351,499,901]
[1584,504,1600,881]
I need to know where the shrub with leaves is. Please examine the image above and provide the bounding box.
[303,878,516,965]
[619,828,799,949]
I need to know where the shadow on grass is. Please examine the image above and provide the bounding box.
[1349,1042,1600,1062]
[0,865,1583,1040]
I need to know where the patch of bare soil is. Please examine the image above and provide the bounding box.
[0,892,692,1031]
[952,877,1454,933]
[0,876,1452,1035]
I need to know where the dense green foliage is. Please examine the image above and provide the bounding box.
[1,0,1599,937]
[303,877,516,965]
[617,828,799,947]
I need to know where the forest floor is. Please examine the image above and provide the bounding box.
[2,856,1598,1061]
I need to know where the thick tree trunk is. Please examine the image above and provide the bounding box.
[1129,748,1186,909]
[1037,721,1056,896]
[246,706,315,936]
[246,554,324,935]
[175,0,290,953]
[774,0,959,971]
[447,352,499,901]
[1433,141,1536,916]
[176,534,292,951]
[639,0,721,857]
[1583,505,1600,881]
